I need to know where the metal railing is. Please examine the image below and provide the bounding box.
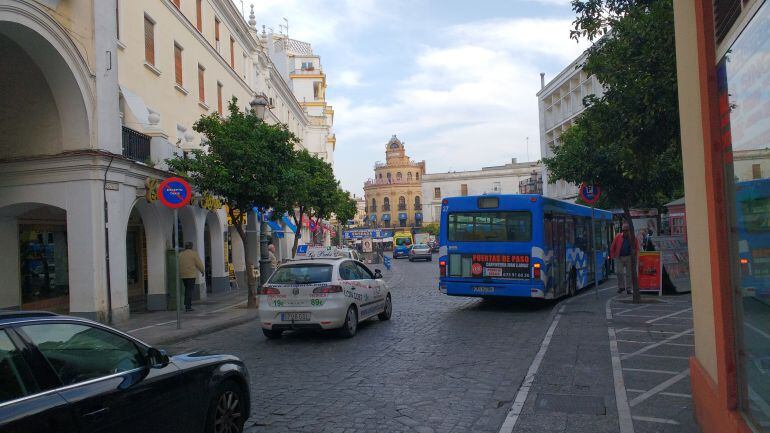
[382,205,391,211]
[398,204,407,211]
[414,203,422,210]
[122,126,151,163]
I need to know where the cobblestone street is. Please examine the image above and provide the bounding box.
[167,258,560,433]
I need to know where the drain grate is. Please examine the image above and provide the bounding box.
[534,393,606,415]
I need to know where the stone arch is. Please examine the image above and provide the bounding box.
[0,3,94,158]
[204,211,228,293]
[124,198,167,311]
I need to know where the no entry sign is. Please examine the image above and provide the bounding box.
[579,182,602,205]
[158,177,192,209]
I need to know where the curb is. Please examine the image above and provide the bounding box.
[146,312,259,347]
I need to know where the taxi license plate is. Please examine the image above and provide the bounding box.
[281,312,310,321]
[473,286,495,293]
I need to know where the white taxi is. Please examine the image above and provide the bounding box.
[258,258,392,339]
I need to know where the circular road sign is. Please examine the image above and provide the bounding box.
[579,182,602,205]
[471,262,483,276]
[158,177,192,209]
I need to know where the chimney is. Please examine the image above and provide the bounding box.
[540,73,545,89]
[512,158,518,164]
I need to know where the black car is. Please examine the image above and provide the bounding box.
[0,311,250,433]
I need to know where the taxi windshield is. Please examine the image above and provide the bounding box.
[269,264,333,284]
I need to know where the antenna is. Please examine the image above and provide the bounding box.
[526,137,529,162]
[283,17,289,40]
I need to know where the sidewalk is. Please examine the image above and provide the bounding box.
[503,279,697,433]
[115,288,258,347]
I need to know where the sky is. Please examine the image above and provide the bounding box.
[240,0,590,196]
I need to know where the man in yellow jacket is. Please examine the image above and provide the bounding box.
[179,242,205,312]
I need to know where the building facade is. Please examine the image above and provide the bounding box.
[363,136,425,229]
[0,0,333,322]
[674,1,770,432]
[537,55,604,200]
[421,159,542,223]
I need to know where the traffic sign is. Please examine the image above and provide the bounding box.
[158,177,192,209]
[579,182,602,205]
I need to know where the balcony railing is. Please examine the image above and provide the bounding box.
[374,160,423,169]
[364,178,420,187]
[414,203,422,211]
[369,205,376,212]
[382,205,391,211]
[398,204,407,211]
[122,126,151,163]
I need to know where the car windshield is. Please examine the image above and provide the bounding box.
[269,264,333,284]
[413,244,429,249]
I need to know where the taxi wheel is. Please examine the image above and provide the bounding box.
[262,328,283,339]
[378,295,392,321]
[338,306,358,338]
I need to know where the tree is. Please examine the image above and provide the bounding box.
[543,0,682,302]
[167,98,298,307]
[333,190,358,228]
[422,223,440,236]
[275,150,342,257]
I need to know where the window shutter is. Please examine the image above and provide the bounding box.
[198,66,205,103]
[215,18,220,41]
[713,0,742,43]
[174,45,183,86]
[217,83,223,114]
[144,17,154,65]
[230,37,235,68]
[172,0,180,8]
[196,0,202,31]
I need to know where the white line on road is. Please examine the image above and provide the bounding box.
[606,296,636,433]
[616,329,680,335]
[628,369,690,407]
[745,322,770,341]
[632,416,680,425]
[622,368,680,374]
[620,328,693,360]
[127,320,177,333]
[497,305,564,433]
[620,353,691,360]
[207,300,247,314]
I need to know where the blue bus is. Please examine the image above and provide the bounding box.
[734,179,770,303]
[438,194,613,299]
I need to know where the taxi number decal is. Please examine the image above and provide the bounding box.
[344,290,363,301]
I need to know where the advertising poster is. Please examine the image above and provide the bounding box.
[638,251,662,295]
[362,237,373,253]
[470,254,530,279]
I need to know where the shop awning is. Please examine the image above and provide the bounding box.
[398,213,408,220]
[382,214,391,221]
[370,215,377,221]
[415,213,423,219]
[282,215,297,233]
[267,220,284,238]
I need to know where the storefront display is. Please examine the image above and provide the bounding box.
[19,224,69,313]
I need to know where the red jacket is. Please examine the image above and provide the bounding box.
[610,233,638,259]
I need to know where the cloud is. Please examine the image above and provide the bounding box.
[337,70,364,87]
[332,17,591,194]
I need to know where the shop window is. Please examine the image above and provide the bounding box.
[719,3,770,431]
[19,217,69,313]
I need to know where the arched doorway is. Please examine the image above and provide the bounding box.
[0,203,69,313]
[126,207,147,312]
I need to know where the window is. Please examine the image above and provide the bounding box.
[753,164,762,179]
[461,184,468,196]
[20,323,144,386]
[269,264,332,284]
[397,172,402,181]
[415,196,421,206]
[172,0,180,7]
[415,173,419,180]
[0,330,39,404]
[354,262,374,279]
[195,0,202,32]
[383,197,390,211]
[214,18,220,50]
[230,37,235,68]
[398,196,406,210]
[493,182,501,192]
[144,16,155,65]
[301,61,314,71]
[447,212,532,242]
[217,82,223,114]
[386,172,392,182]
[174,44,183,86]
[115,0,120,39]
[408,172,413,181]
[197,64,205,103]
[339,261,364,280]
[434,187,441,199]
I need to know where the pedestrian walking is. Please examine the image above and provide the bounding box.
[179,241,204,312]
[610,223,638,294]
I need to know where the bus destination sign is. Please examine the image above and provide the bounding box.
[471,254,530,279]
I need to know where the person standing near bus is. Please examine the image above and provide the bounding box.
[610,223,638,294]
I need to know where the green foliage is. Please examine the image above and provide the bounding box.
[422,223,440,236]
[167,98,298,222]
[570,0,653,41]
[333,190,358,227]
[543,0,682,212]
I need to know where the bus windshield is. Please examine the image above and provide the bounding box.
[447,211,531,242]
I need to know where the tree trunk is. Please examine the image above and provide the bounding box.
[623,208,641,303]
[291,207,304,258]
[232,210,257,308]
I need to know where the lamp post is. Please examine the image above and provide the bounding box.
[250,94,272,286]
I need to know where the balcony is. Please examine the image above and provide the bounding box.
[382,205,391,211]
[398,204,407,211]
[414,203,422,211]
[369,205,376,212]
[374,160,423,169]
[122,126,151,163]
[364,178,420,187]
[519,171,544,195]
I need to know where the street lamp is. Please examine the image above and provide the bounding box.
[249,93,272,286]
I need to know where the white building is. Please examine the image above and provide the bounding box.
[0,0,334,322]
[421,159,542,223]
[537,52,604,200]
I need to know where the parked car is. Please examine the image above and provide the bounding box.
[0,311,250,433]
[258,258,392,339]
[409,243,433,262]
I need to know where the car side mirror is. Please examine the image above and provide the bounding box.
[147,347,170,369]
[374,269,382,279]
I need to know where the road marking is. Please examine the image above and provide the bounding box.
[606,296,636,433]
[626,389,691,398]
[620,329,693,360]
[125,300,246,333]
[745,322,770,341]
[616,329,680,335]
[622,368,679,374]
[749,387,770,417]
[207,300,247,314]
[632,416,679,425]
[127,320,176,333]
[498,305,564,433]
[628,369,690,407]
[619,353,691,360]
